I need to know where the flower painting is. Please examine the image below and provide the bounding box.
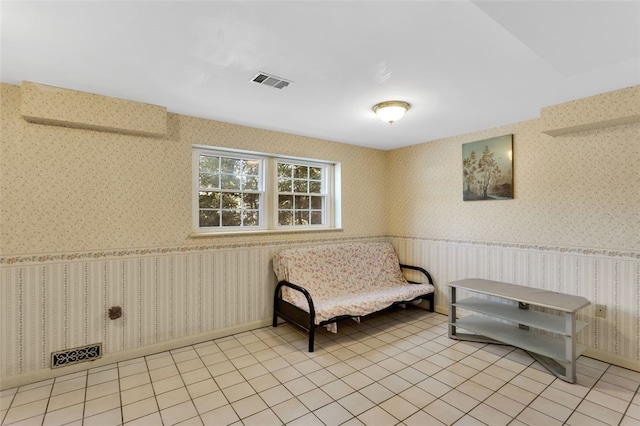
[462,134,513,201]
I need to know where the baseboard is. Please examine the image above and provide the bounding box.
[0,319,272,391]
[434,305,448,316]
[582,348,640,373]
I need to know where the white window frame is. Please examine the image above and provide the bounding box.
[192,145,341,235]
[272,159,333,231]
[192,147,267,233]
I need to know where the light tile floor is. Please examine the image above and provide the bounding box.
[1,307,639,425]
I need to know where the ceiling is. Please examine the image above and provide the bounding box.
[1,1,639,150]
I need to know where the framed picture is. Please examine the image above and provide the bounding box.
[462,134,513,201]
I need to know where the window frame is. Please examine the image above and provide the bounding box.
[193,147,267,233]
[192,145,341,235]
[272,158,333,231]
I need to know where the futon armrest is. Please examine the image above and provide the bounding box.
[399,264,434,285]
[274,280,317,319]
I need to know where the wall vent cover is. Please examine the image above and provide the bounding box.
[51,343,102,369]
[251,72,291,89]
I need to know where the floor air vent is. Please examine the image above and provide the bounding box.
[251,72,291,89]
[51,343,102,368]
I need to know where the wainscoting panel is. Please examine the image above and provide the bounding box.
[1,236,637,382]
[0,237,387,382]
[0,246,279,379]
[390,237,640,366]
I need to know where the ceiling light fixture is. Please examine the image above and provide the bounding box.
[372,100,410,124]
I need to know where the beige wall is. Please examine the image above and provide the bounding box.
[386,90,639,252]
[1,83,388,255]
[1,81,639,386]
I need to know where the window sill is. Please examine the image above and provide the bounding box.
[188,228,344,238]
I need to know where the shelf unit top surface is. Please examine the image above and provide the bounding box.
[448,279,591,312]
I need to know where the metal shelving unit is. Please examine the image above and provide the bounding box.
[448,279,590,383]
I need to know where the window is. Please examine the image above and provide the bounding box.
[193,146,340,234]
[277,162,325,226]
[196,151,264,229]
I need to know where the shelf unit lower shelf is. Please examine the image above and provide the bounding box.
[448,279,590,383]
[451,316,587,362]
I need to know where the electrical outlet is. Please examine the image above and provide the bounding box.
[595,304,606,318]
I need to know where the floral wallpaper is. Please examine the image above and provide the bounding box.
[386,86,640,252]
[1,81,639,385]
[1,83,388,255]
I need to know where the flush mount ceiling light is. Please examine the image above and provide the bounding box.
[372,100,410,124]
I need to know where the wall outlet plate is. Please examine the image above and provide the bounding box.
[595,304,607,318]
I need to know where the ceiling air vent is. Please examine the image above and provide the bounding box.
[251,72,291,89]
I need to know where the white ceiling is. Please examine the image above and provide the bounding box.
[1,1,639,150]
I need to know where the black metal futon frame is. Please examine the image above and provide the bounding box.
[273,264,434,352]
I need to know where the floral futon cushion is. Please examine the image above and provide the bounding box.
[273,242,435,324]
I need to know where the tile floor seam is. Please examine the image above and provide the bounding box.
[605,379,640,426]
[117,359,132,425]
[35,376,56,426]
[513,363,609,426]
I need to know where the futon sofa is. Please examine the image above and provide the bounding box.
[272,242,435,351]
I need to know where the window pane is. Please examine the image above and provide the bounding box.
[309,167,322,180]
[311,211,323,225]
[199,155,219,173]
[221,210,241,226]
[244,160,260,175]
[199,191,220,209]
[244,176,259,191]
[295,211,309,225]
[199,210,220,227]
[222,193,242,209]
[278,195,293,209]
[294,179,308,193]
[310,196,323,209]
[278,163,293,178]
[278,178,292,192]
[295,195,309,209]
[220,174,241,190]
[199,173,218,189]
[309,181,321,193]
[242,211,259,226]
[221,157,240,173]
[278,210,293,226]
[243,193,260,209]
[294,165,308,179]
